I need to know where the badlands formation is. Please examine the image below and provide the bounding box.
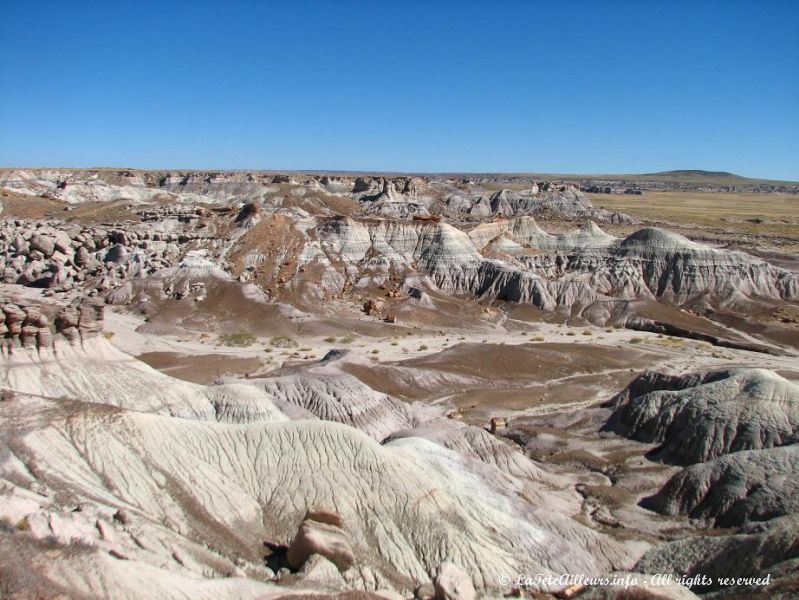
[0,169,798,599]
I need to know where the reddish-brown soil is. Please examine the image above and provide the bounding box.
[137,351,264,384]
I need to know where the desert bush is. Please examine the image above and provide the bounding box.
[219,332,256,347]
[270,335,298,348]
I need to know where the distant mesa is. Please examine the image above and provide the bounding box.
[644,169,743,179]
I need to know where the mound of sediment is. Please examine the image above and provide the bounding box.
[246,370,413,440]
[383,422,556,482]
[636,515,799,595]
[604,368,799,465]
[0,390,632,597]
[0,297,641,598]
[643,445,799,527]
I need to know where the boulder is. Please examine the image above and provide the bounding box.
[297,554,348,591]
[414,581,436,600]
[105,244,129,264]
[3,304,26,335]
[363,298,386,317]
[433,562,475,600]
[286,508,354,572]
[55,306,81,342]
[30,234,56,257]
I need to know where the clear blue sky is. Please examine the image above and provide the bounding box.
[1,0,798,179]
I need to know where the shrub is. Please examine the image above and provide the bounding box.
[418,344,428,351]
[219,332,256,347]
[271,335,298,348]
[324,337,336,343]
[629,337,644,344]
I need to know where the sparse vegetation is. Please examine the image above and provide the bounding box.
[102,330,115,340]
[219,332,256,347]
[324,336,337,343]
[271,335,298,348]
[655,336,685,348]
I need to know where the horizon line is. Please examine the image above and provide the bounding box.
[1,165,798,185]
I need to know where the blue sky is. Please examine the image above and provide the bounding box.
[1,0,798,179]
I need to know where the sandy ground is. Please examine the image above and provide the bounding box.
[104,303,799,389]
